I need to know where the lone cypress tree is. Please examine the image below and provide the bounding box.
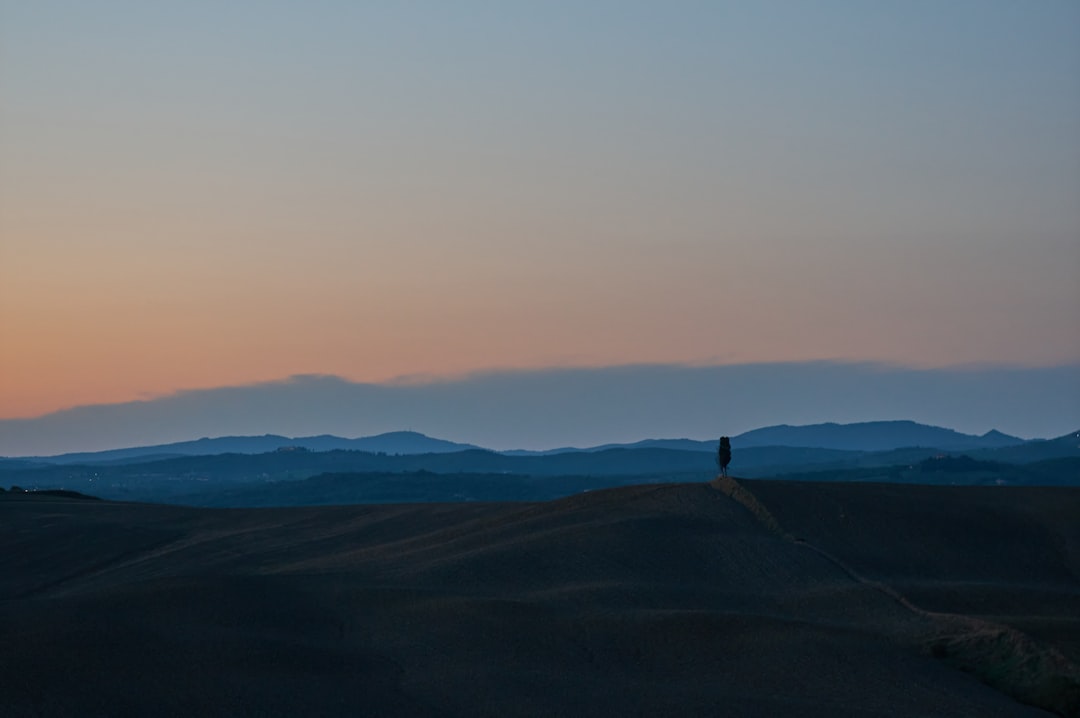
[718,436,732,477]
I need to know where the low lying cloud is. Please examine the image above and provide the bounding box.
[2,361,1078,456]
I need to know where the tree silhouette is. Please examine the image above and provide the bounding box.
[718,437,731,477]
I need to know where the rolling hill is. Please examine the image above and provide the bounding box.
[1,479,1075,716]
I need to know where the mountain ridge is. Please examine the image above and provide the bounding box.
[6,420,1029,465]
[499,421,1028,455]
[733,420,1026,452]
[3,429,1077,506]
[16,431,481,465]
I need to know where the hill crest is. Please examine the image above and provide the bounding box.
[733,420,1025,452]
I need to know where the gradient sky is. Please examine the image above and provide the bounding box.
[2,1,1079,423]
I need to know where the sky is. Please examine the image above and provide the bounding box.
[2,1,1079,446]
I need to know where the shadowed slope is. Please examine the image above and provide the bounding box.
[743,480,1080,715]
[0,483,1068,717]
[744,481,1080,651]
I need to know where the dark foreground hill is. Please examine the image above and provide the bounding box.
[1,481,1077,717]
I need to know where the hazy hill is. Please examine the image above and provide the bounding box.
[743,456,1080,488]
[971,430,1080,463]
[2,424,1075,507]
[507,422,1030,455]
[22,431,479,465]
[163,455,1080,508]
[503,437,720,455]
[733,420,1025,451]
[0,448,719,503]
[4,444,1078,507]
[0,457,44,470]
[11,421,1038,465]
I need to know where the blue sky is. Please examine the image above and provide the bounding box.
[1,1,1078,438]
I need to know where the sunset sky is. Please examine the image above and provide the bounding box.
[2,2,1078,434]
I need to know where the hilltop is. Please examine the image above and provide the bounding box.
[1,479,1076,716]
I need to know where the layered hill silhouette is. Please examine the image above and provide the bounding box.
[1,479,1076,716]
[6,420,1041,465]
[732,420,1026,451]
[19,430,480,465]
[1,423,1077,507]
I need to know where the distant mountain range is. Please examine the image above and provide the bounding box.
[1,422,1077,506]
[15,431,480,465]
[731,420,1025,452]
[7,420,1037,465]
[507,421,1028,455]
[3,441,1076,507]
